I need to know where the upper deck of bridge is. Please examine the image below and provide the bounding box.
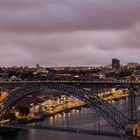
[0,80,140,84]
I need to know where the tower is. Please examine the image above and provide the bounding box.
[112,58,120,69]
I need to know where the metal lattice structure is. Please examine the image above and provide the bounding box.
[0,83,130,137]
[128,87,137,121]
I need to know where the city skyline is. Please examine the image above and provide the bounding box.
[0,0,140,66]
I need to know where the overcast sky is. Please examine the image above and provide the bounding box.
[0,0,140,66]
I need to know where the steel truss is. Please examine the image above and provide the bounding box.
[0,83,130,137]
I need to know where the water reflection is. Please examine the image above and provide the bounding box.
[2,97,140,140]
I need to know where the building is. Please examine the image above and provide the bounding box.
[112,58,120,69]
[0,72,9,81]
[127,63,140,69]
[36,64,40,69]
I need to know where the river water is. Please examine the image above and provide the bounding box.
[2,107,121,140]
[2,97,140,140]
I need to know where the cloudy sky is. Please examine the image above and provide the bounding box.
[0,0,140,66]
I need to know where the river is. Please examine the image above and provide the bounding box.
[1,96,140,140]
[2,107,121,140]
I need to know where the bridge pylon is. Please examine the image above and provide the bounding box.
[128,87,137,121]
[124,86,140,138]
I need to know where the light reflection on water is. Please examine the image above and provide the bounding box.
[2,107,121,140]
[2,97,140,140]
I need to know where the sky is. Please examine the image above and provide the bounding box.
[0,0,140,66]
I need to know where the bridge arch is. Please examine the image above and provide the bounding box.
[0,83,129,137]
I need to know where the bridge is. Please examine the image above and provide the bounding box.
[0,80,140,139]
[0,80,140,88]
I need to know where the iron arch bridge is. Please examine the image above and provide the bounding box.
[0,83,130,137]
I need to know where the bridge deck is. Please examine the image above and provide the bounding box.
[0,80,140,84]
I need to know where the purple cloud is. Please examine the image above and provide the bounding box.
[0,0,140,66]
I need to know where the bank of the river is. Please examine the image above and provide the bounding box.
[0,103,86,135]
[1,107,122,140]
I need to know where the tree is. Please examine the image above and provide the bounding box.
[3,113,17,120]
[17,106,30,117]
